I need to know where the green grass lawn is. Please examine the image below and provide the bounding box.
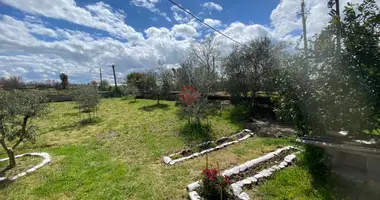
[0,98,334,200]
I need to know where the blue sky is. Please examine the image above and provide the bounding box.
[0,0,368,83]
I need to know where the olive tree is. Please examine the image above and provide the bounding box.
[72,86,100,121]
[0,90,49,169]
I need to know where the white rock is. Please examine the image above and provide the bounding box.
[246,177,257,183]
[272,165,280,170]
[222,169,233,177]
[280,162,288,166]
[192,152,200,157]
[268,167,276,172]
[189,191,201,200]
[238,192,250,200]
[239,163,249,172]
[187,181,200,191]
[169,161,176,165]
[0,177,6,182]
[242,179,252,185]
[17,172,27,178]
[236,181,244,187]
[231,183,243,196]
[9,175,18,181]
[279,164,285,169]
[254,173,264,179]
[284,154,296,163]
[163,156,172,164]
[261,170,272,177]
[26,167,37,173]
[230,166,240,175]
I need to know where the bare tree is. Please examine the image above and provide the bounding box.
[179,37,221,124]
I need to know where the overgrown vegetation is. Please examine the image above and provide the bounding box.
[274,0,380,136]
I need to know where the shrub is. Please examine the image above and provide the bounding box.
[199,168,231,200]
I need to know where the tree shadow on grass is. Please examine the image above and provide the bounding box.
[0,179,12,189]
[138,103,169,112]
[47,117,103,132]
[179,122,213,145]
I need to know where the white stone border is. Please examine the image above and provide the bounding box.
[186,146,299,200]
[163,129,254,165]
[231,152,300,200]
[0,152,51,182]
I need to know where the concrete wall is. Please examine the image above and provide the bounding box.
[325,148,380,199]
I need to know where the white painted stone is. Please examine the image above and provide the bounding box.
[279,164,285,169]
[236,181,244,187]
[0,152,51,182]
[268,167,276,172]
[187,181,200,191]
[222,170,232,176]
[230,166,240,175]
[17,172,27,178]
[189,191,201,200]
[246,177,257,183]
[239,163,249,172]
[272,165,280,170]
[231,183,243,196]
[242,179,252,185]
[284,154,296,163]
[163,156,172,164]
[192,152,200,157]
[280,161,288,166]
[169,161,175,165]
[238,192,250,200]
[254,173,264,179]
[238,135,251,142]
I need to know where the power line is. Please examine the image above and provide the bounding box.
[168,0,246,47]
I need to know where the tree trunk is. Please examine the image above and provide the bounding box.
[6,149,16,168]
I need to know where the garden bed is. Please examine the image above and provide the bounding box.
[0,152,51,182]
[186,146,300,200]
[163,129,254,165]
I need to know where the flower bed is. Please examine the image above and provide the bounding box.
[0,152,51,182]
[186,146,300,200]
[163,129,254,165]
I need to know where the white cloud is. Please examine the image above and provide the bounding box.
[171,5,191,23]
[204,18,221,28]
[130,0,172,22]
[201,2,223,11]
[0,14,193,82]
[0,0,144,41]
[171,24,198,38]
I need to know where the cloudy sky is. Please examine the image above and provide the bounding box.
[0,0,374,83]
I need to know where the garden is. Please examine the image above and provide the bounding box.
[1,1,380,199]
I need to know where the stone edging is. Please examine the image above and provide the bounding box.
[231,152,300,200]
[163,129,254,165]
[186,146,299,200]
[0,152,51,182]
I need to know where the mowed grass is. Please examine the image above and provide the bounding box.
[0,98,327,200]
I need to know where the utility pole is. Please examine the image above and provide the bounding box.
[111,64,117,89]
[335,0,341,55]
[301,0,308,55]
[99,68,103,86]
